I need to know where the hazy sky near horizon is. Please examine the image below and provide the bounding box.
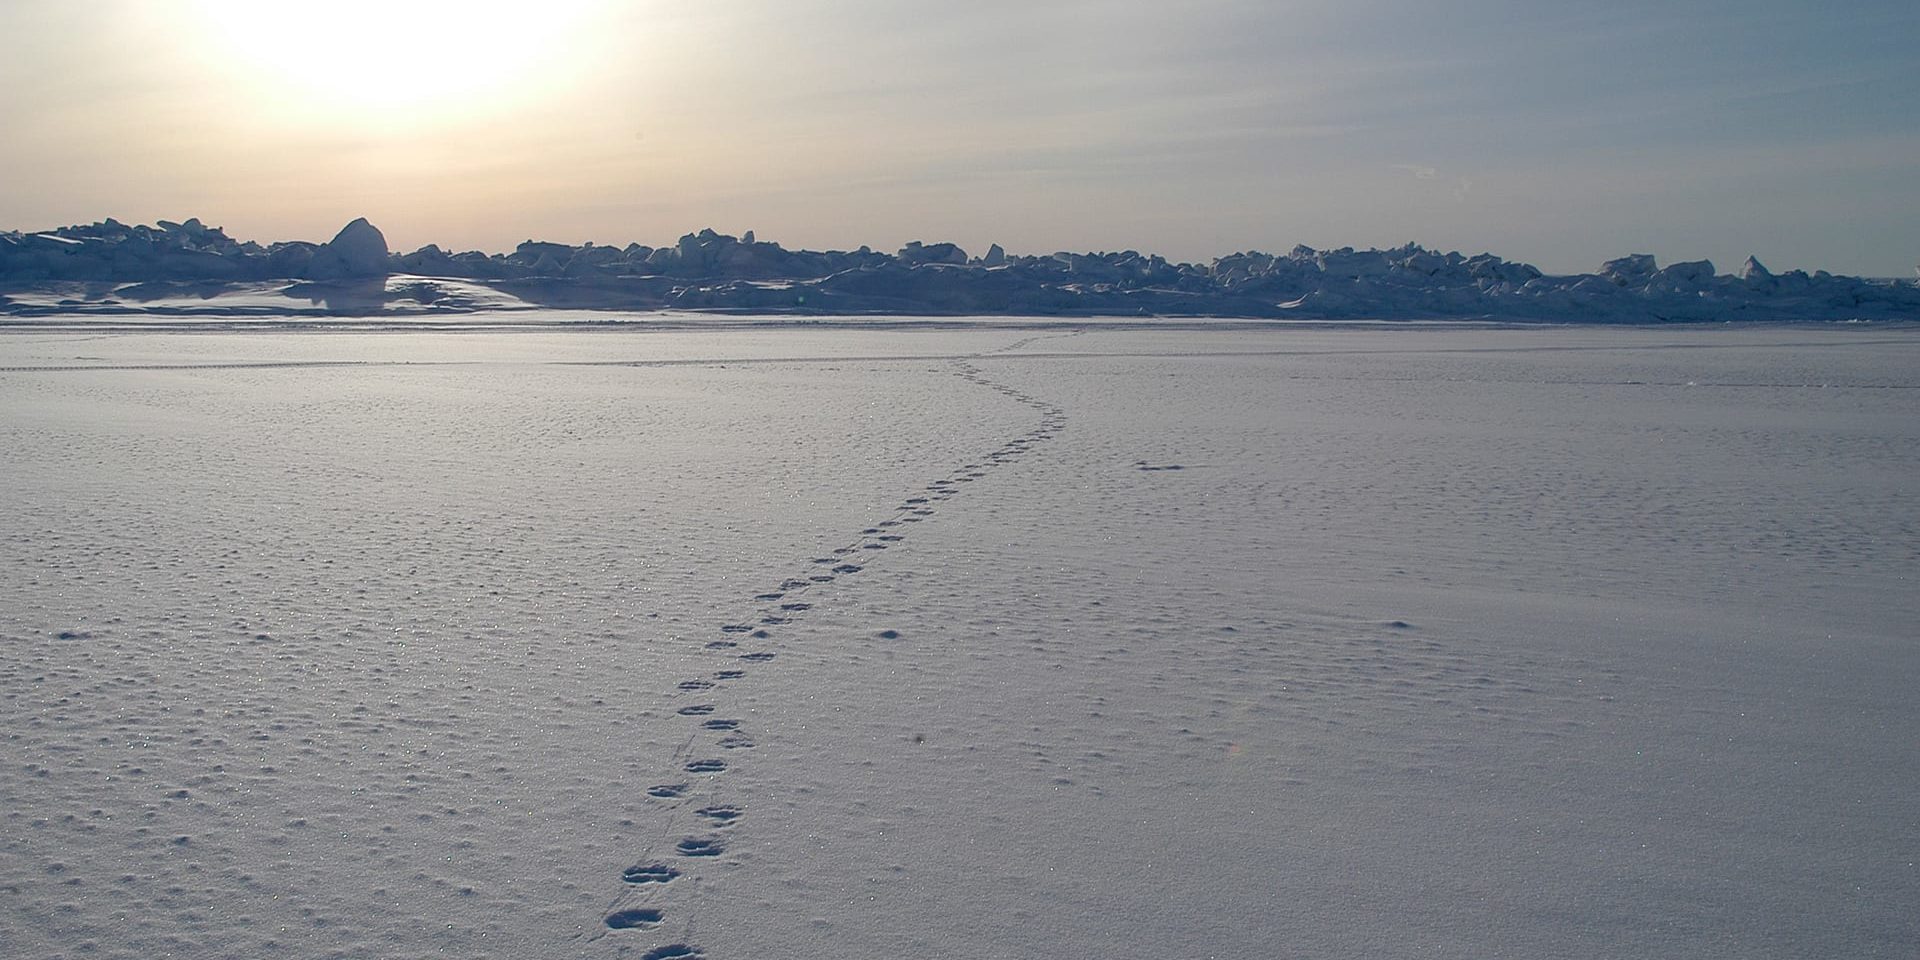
[2,0,1916,276]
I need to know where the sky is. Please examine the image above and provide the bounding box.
[1,0,1916,276]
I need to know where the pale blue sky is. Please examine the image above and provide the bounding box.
[2,0,1915,275]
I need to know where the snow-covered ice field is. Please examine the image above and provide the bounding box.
[2,323,1915,959]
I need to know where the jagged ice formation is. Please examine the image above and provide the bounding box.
[3,218,1915,321]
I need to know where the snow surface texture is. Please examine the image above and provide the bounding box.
[4,219,1918,322]
[2,324,1917,959]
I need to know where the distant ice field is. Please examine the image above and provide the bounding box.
[2,323,1915,959]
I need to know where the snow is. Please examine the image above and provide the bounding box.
[1,322,1916,959]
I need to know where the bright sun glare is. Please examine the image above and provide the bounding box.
[193,0,597,114]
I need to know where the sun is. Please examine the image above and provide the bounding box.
[191,0,599,114]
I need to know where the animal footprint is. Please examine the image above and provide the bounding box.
[647,784,689,799]
[685,759,727,774]
[605,908,665,929]
[740,652,775,662]
[696,805,743,825]
[641,944,704,960]
[623,863,680,884]
[676,836,725,857]
[679,679,716,691]
[701,718,741,730]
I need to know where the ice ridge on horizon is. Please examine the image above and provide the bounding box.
[2,218,1915,322]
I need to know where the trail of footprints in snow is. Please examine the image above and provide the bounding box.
[600,357,1069,955]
